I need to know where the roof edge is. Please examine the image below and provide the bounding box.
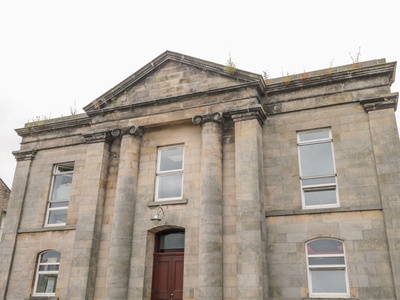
[266,59,397,93]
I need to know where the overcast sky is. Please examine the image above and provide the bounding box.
[1,0,399,188]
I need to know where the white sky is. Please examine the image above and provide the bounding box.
[1,0,399,188]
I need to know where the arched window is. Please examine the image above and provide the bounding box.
[306,239,349,298]
[156,230,185,253]
[33,251,61,296]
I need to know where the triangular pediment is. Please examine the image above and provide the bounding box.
[83,51,265,112]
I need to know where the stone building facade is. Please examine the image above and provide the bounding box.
[0,178,10,241]
[0,51,399,300]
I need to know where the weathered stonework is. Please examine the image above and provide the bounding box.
[1,51,399,300]
[0,178,10,214]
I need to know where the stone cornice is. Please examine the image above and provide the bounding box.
[83,130,114,145]
[12,149,37,162]
[359,92,398,112]
[228,105,267,126]
[84,81,263,118]
[266,60,396,94]
[16,114,91,137]
[192,112,223,126]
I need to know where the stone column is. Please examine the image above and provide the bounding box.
[0,150,36,299]
[193,112,223,300]
[67,131,112,299]
[362,96,400,298]
[230,107,268,300]
[105,126,142,300]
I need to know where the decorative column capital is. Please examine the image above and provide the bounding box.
[83,126,143,144]
[12,149,37,161]
[110,126,143,138]
[360,93,398,113]
[192,112,223,126]
[229,105,266,126]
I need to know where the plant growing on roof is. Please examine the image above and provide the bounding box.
[70,100,78,115]
[349,47,361,68]
[262,70,269,83]
[224,53,237,75]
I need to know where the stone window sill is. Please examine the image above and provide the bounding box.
[148,199,188,207]
[266,204,382,217]
[18,225,76,234]
[302,298,358,300]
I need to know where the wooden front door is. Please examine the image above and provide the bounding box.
[151,253,184,300]
[151,230,185,300]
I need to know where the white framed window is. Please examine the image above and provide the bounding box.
[45,163,74,226]
[0,211,5,241]
[155,146,184,202]
[33,250,61,297]
[297,129,339,209]
[306,239,349,298]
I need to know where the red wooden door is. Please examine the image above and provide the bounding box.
[151,253,184,300]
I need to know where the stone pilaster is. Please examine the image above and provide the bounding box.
[230,106,268,300]
[67,131,112,299]
[105,126,143,300]
[366,106,400,298]
[193,112,223,300]
[0,150,36,299]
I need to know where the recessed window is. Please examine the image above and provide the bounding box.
[155,146,184,201]
[297,129,339,208]
[0,211,5,241]
[157,230,185,253]
[45,163,74,226]
[306,239,349,298]
[33,251,61,296]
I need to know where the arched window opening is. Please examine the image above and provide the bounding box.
[33,250,61,296]
[306,239,349,298]
[156,230,185,253]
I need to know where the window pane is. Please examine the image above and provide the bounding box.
[160,232,185,250]
[51,174,72,201]
[159,148,183,172]
[299,143,335,177]
[311,269,347,293]
[48,209,67,224]
[304,189,337,206]
[308,240,344,255]
[299,130,330,142]
[36,274,58,293]
[39,264,60,271]
[158,174,183,199]
[302,176,335,186]
[49,201,69,208]
[309,257,345,265]
[55,163,74,173]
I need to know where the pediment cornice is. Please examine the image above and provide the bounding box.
[83,51,266,113]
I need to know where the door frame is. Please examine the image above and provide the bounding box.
[150,229,185,300]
